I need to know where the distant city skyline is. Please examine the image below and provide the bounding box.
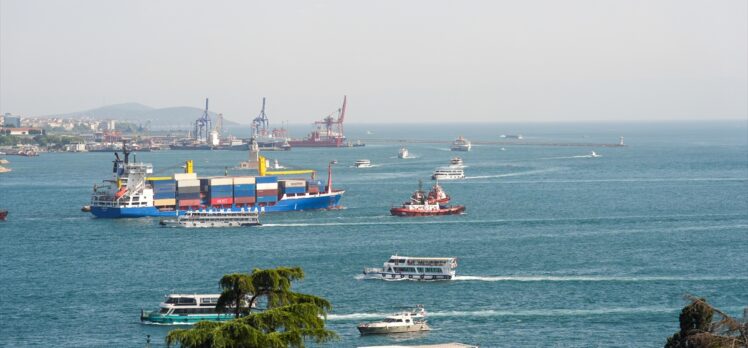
[1,0,746,124]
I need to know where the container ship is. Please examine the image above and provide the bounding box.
[89,147,343,218]
[288,96,348,147]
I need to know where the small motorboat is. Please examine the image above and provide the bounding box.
[398,147,409,159]
[354,159,373,168]
[589,151,601,158]
[449,157,464,167]
[357,307,431,335]
[0,209,7,221]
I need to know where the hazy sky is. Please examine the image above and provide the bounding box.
[1,0,746,124]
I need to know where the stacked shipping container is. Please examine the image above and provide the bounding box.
[150,174,322,208]
[152,179,176,206]
[279,179,307,195]
[256,176,279,204]
[177,179,201,207]
[208,177,234,205]
[233,177,256,205]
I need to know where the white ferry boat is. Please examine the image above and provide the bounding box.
[449,157,464,167]
[140,294,234,324]
[398,147,409,159]
[450,136,472,151]
[354,159,373,168]
[159,210,261,228]
[431,167,465,180]
[357,308,430,335]
[363,255,458,280]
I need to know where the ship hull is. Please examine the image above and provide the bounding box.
[389,205,465,217]
[91,191,344,218]
[288,139,346,148]
[141,311,233,324]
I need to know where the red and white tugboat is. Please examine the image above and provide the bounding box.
[427,182,450,205]
[390,181,465,217]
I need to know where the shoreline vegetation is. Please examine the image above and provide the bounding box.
[165,267,337,348]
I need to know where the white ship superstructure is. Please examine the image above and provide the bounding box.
[363,255,457,280]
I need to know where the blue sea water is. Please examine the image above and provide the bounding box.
[1,121,747,347]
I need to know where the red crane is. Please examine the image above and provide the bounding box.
[314,96,347,145]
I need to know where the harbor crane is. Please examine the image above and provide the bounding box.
[251,97,270,138]
[193,98,212,143]
[314,95,346,141]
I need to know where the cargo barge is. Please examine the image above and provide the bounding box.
[89,147,343,218]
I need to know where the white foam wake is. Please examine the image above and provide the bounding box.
[326,306,677,321]
[464,168,560,180]
[453,275,748,282]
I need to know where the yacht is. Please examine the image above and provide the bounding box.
[160,210,261,228]
[363,255,458,280]
[354,159,373,168]
[449,157,464,167]
[140,294,234,324]
[431,167,465,180]
[450,136,472,151]
[357,309,430,335]
[398,147,409,159]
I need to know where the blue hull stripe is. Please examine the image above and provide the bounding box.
[91,192,343,218]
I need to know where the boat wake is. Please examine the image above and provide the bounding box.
[452,275,748,282]
[464,168,560,180]
[326,306,680,321]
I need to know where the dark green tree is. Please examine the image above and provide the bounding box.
[666,296,748,348]
[166,267,337,348]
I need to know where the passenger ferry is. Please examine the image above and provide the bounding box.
[363,255,458,280]
[353,159,373,168]
[140,294,234,324]
[450,136,472,151]
[159,210,261,228]
[431,167,465,180]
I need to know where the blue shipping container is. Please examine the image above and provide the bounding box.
[256,195,278,203]
[256,176,278,184]
[234,190,256,197]
[177,192,200,199]
[283,187,306,194]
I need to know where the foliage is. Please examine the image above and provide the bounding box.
[33,134,83,146]
[0,135,24,146]
[665,296,748,348]
[166,267,337,348]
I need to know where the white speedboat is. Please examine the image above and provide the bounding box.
[449,157,464,167]
[431,167,465,180]
[357,308,431,335]
[160,210,261,228]
[589,151,601,158]
[363,255,457,281]
[398,147,409,159]
[450,136,472,151]
[354,159,373,168]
